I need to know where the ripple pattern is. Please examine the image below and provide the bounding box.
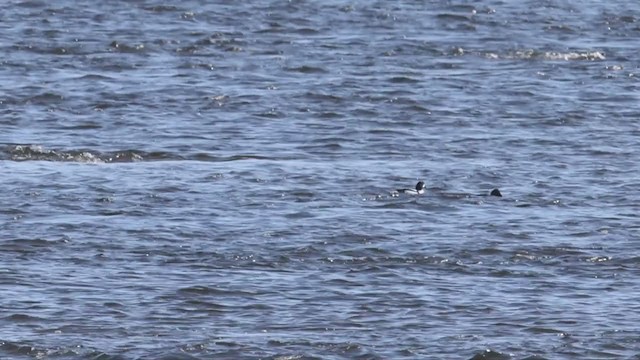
[1,1,640,359]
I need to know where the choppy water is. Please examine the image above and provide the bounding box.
[1,1,640,359]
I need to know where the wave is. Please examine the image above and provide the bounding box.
[1,144,277,163]
[481,49,606,61]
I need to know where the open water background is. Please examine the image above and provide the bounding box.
[1,1,640,359]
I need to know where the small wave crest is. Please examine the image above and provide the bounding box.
[5,144,106,163]
[2,144,277,163]
[484,49,606,61]
[2,144,141,163]
[0,339,128,360]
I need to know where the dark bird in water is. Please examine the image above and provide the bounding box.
[394,181,426,196]
[490,188,502,197]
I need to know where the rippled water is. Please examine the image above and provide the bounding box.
[1,1,640,359]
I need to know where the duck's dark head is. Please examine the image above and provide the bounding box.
[416,181,425,191]
[490,188,502,197]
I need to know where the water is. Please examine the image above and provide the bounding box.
[1,1,639,359]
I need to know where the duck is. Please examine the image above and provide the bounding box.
[392,181,426,196]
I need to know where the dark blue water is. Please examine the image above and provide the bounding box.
[1,1,640,359]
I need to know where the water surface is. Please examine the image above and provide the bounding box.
[1,1,639,359]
